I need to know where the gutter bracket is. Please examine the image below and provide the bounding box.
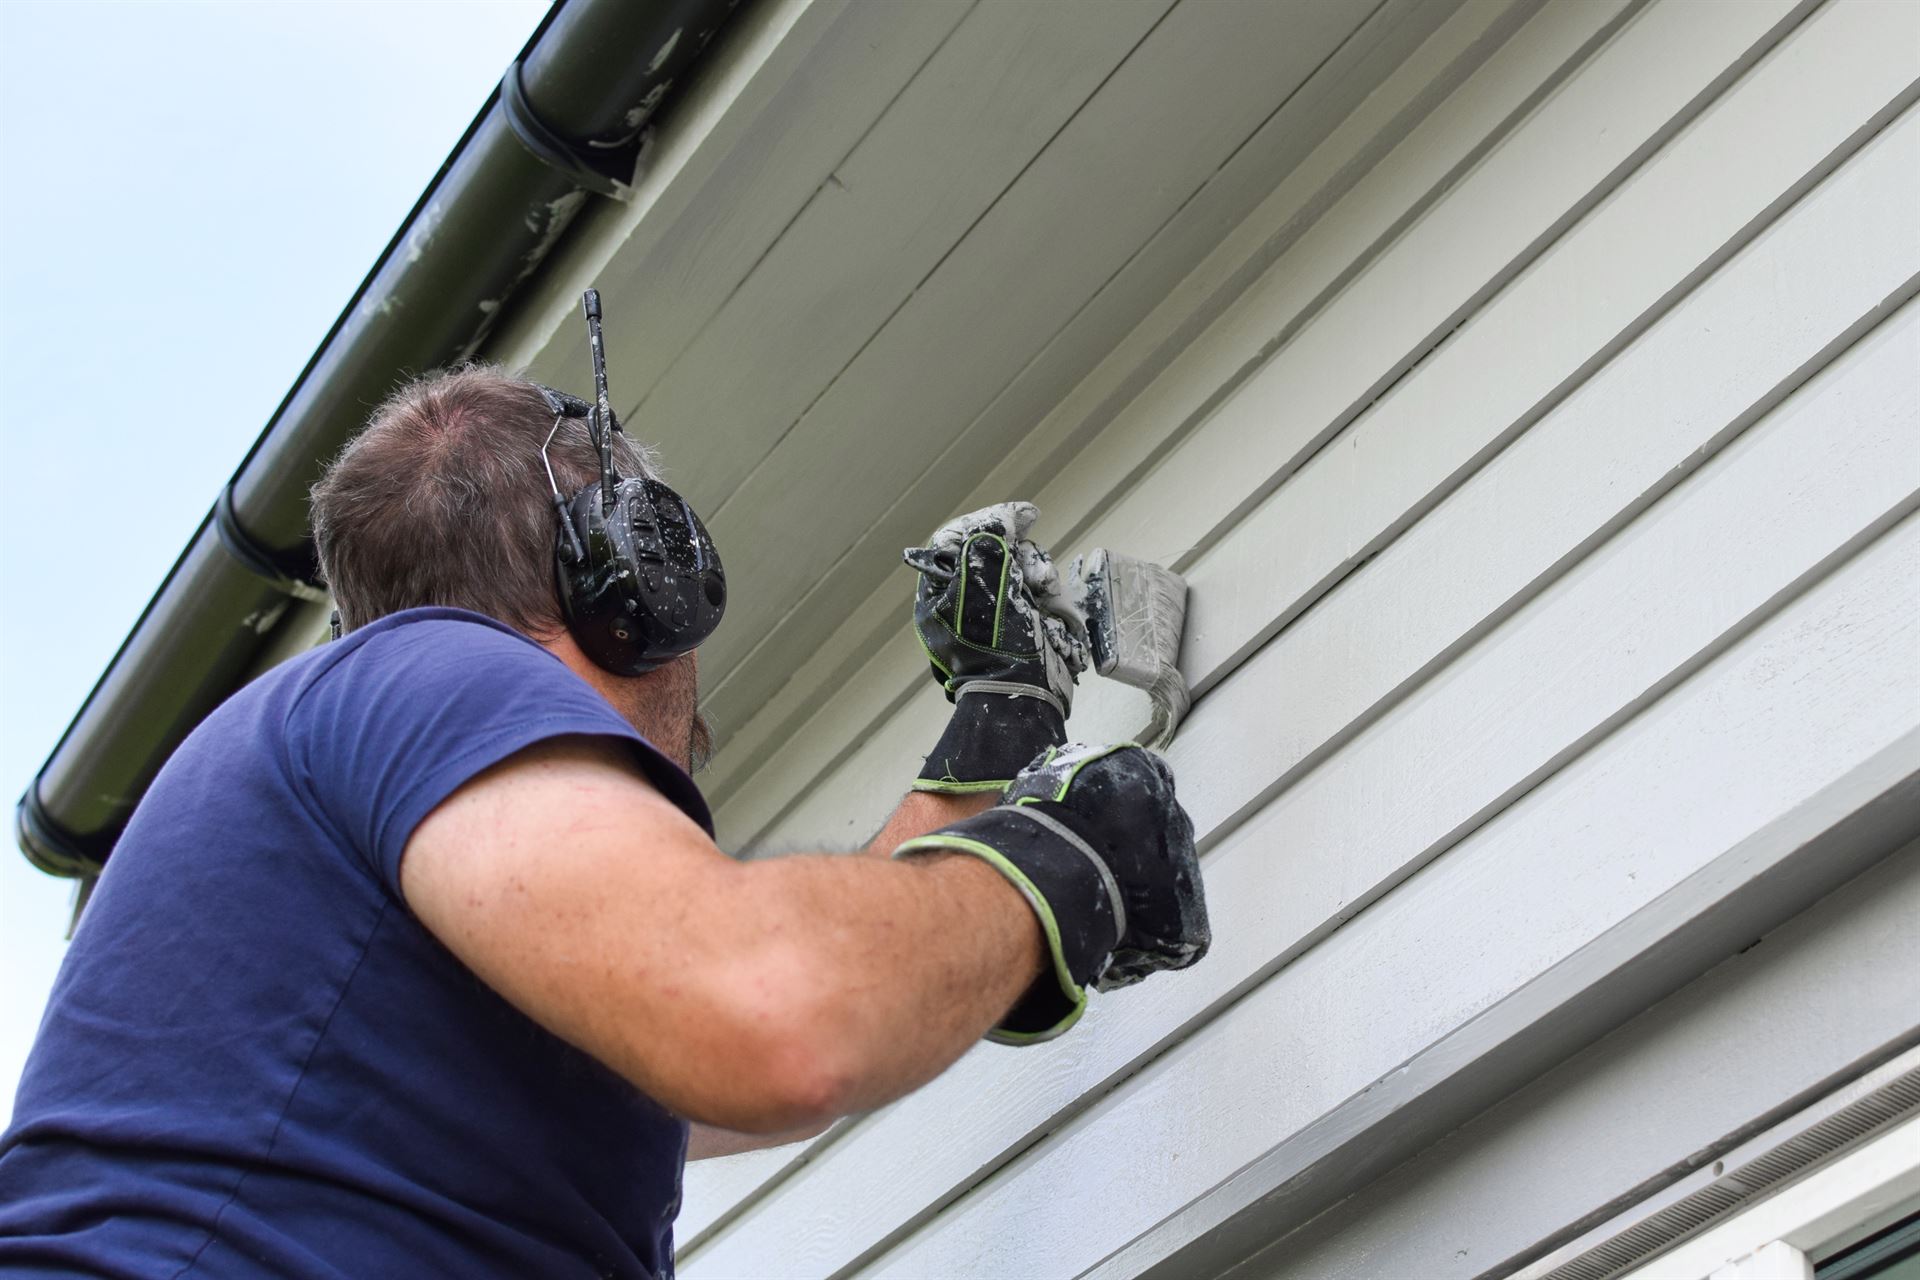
[214,486,328,602]
[500,60,643,202]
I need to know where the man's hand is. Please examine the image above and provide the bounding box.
[904,501,1088,793]
[1005,743,1209,990]
[895,743,1210,1043]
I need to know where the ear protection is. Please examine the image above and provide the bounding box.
[538,289,726,676]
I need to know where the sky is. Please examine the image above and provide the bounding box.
[0,0,551,1123]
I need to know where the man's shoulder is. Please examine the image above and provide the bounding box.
[289,607,572,702]
[323,605,551,666]
[276,605,633,785]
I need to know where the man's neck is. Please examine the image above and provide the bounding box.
[537,629,697,769]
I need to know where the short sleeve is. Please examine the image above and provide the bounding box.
[284,614,713,895]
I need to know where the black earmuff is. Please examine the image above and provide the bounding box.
[539,290,726,675]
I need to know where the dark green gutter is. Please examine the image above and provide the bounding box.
[17,0,745,879]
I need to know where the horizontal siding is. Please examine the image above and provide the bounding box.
[681,0,1920,1274]
[875,387,1920,1280]
[691,0,1549,828]
[705,0,1640,846]
[1231,833,1920,1280]
[677,0,1575,1240]
[688,0,1399,742]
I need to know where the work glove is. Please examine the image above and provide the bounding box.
[904,502,1089,793]
[895,743,1210,1044]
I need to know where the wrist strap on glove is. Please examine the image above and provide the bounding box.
[895,804,1122,1044]
[912,683,1067,794]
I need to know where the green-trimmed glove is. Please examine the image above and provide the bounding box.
[894,743,1209,1044]
[904,502,1089,793]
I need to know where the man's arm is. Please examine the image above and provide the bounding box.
[402,736,1038,1135]
[685,787,997,1158]
[865,788,997,857]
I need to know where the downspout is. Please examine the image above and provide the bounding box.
[16,0,745,880]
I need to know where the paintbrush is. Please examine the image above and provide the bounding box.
[1063,548,1190,749]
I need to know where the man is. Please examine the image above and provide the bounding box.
[0,362,1207,1278]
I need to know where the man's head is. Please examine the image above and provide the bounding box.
[311,365,712,770]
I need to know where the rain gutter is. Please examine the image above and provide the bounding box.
[16,0,745,880]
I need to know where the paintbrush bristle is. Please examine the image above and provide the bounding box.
[1067,548,1191,747]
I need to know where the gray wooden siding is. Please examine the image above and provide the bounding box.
[671,0,1920,1273]
[1237,833,1920,1280]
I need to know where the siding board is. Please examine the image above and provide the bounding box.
[630,0,1174,510]
[1170,6,1920,706]
[493,0,974,406]
[728,0,1906,855]
[677,0,1557,1238]
[1222,833,1920,1280]
[709,0,1821,851]
[864,511,1920,1278]
[699,0,1639,826]
[694,0,1386,728]
[703,0,1490,766]
[676,0,1920,1272]
[686,290,1920,1277]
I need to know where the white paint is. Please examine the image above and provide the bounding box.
[1240,850,1920,1280]
[646,28,682,77]
[704,0,1805,843]
[678,0,1920,1255]
[694,0,1562,802]
[684,295,1920,1276]
[539,0,1920,1270]
[1707,1241,1816,1280]
[519,190,587,270]
[402,199,443,265]
[863,513,1920,1278]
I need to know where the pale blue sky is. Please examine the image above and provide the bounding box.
[0,0,550,1121]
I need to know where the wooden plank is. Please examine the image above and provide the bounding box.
[680,291,1920,1277]
[1165,0,1920,704]
[859,512,1920,1279]
[730,7,1920,853]
[699,278,1920,1272]
[1053,0,1816,570]
[678,1141,824,1256]
[488,0,973,391]
[699,0,1633,816]
[691,0,1379,696]
[705,0,1822,844]
[1118,763,1920,1280]
[684,0,1912,1235]
[695,0,1482,744]
[625,0,1174,512]
[683,303,1912,1280]
[1233,837,1920,1280]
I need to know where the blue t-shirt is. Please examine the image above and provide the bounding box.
[0,608,713,1279]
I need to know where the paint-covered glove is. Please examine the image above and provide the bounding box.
[895,743,1210,1044]
[904,502,1089,793]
